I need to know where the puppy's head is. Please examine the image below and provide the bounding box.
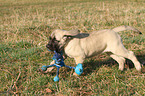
[46,36,60,53]
[46,29,80,53]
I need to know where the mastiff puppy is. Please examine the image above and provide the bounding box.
[46,25,142,75]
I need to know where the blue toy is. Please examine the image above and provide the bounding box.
[41,51,83,82]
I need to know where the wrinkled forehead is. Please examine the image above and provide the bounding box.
[51,29,66,40]
[50,29,80,41]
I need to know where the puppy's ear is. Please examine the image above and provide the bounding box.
[63,29,80,39]
[68,29,80,35]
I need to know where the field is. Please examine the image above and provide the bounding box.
[0,0,145,95]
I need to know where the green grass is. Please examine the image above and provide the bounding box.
[0,0,145,95]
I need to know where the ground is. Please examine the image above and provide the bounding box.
[0,0,145,95]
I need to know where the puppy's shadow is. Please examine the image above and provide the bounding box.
[83,57,116,76]
[82,54,145,75]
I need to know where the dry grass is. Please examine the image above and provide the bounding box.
[0,0,145,95]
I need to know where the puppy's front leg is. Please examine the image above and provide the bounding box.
[73,57,84,76]
[47,60,55,72]
[74,57,85,64]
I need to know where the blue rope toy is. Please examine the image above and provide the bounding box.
[41,50,83,82]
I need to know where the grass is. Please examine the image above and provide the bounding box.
[0,0,145,95]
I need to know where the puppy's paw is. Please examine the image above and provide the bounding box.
[136,65,142,72]
[73,72,79,76]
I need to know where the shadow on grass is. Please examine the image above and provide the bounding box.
[38,54,145,77]
[82,54,145,76]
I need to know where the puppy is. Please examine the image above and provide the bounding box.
[46,25,142,74]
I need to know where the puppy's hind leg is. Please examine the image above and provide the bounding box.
[125,51,141,71]
[108,53,125,71]
[111,45,141,72]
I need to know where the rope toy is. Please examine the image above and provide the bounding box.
[41,50,83,82]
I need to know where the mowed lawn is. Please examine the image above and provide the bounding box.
[0,0,145,95]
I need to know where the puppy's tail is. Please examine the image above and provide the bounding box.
[112,25,142,34]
